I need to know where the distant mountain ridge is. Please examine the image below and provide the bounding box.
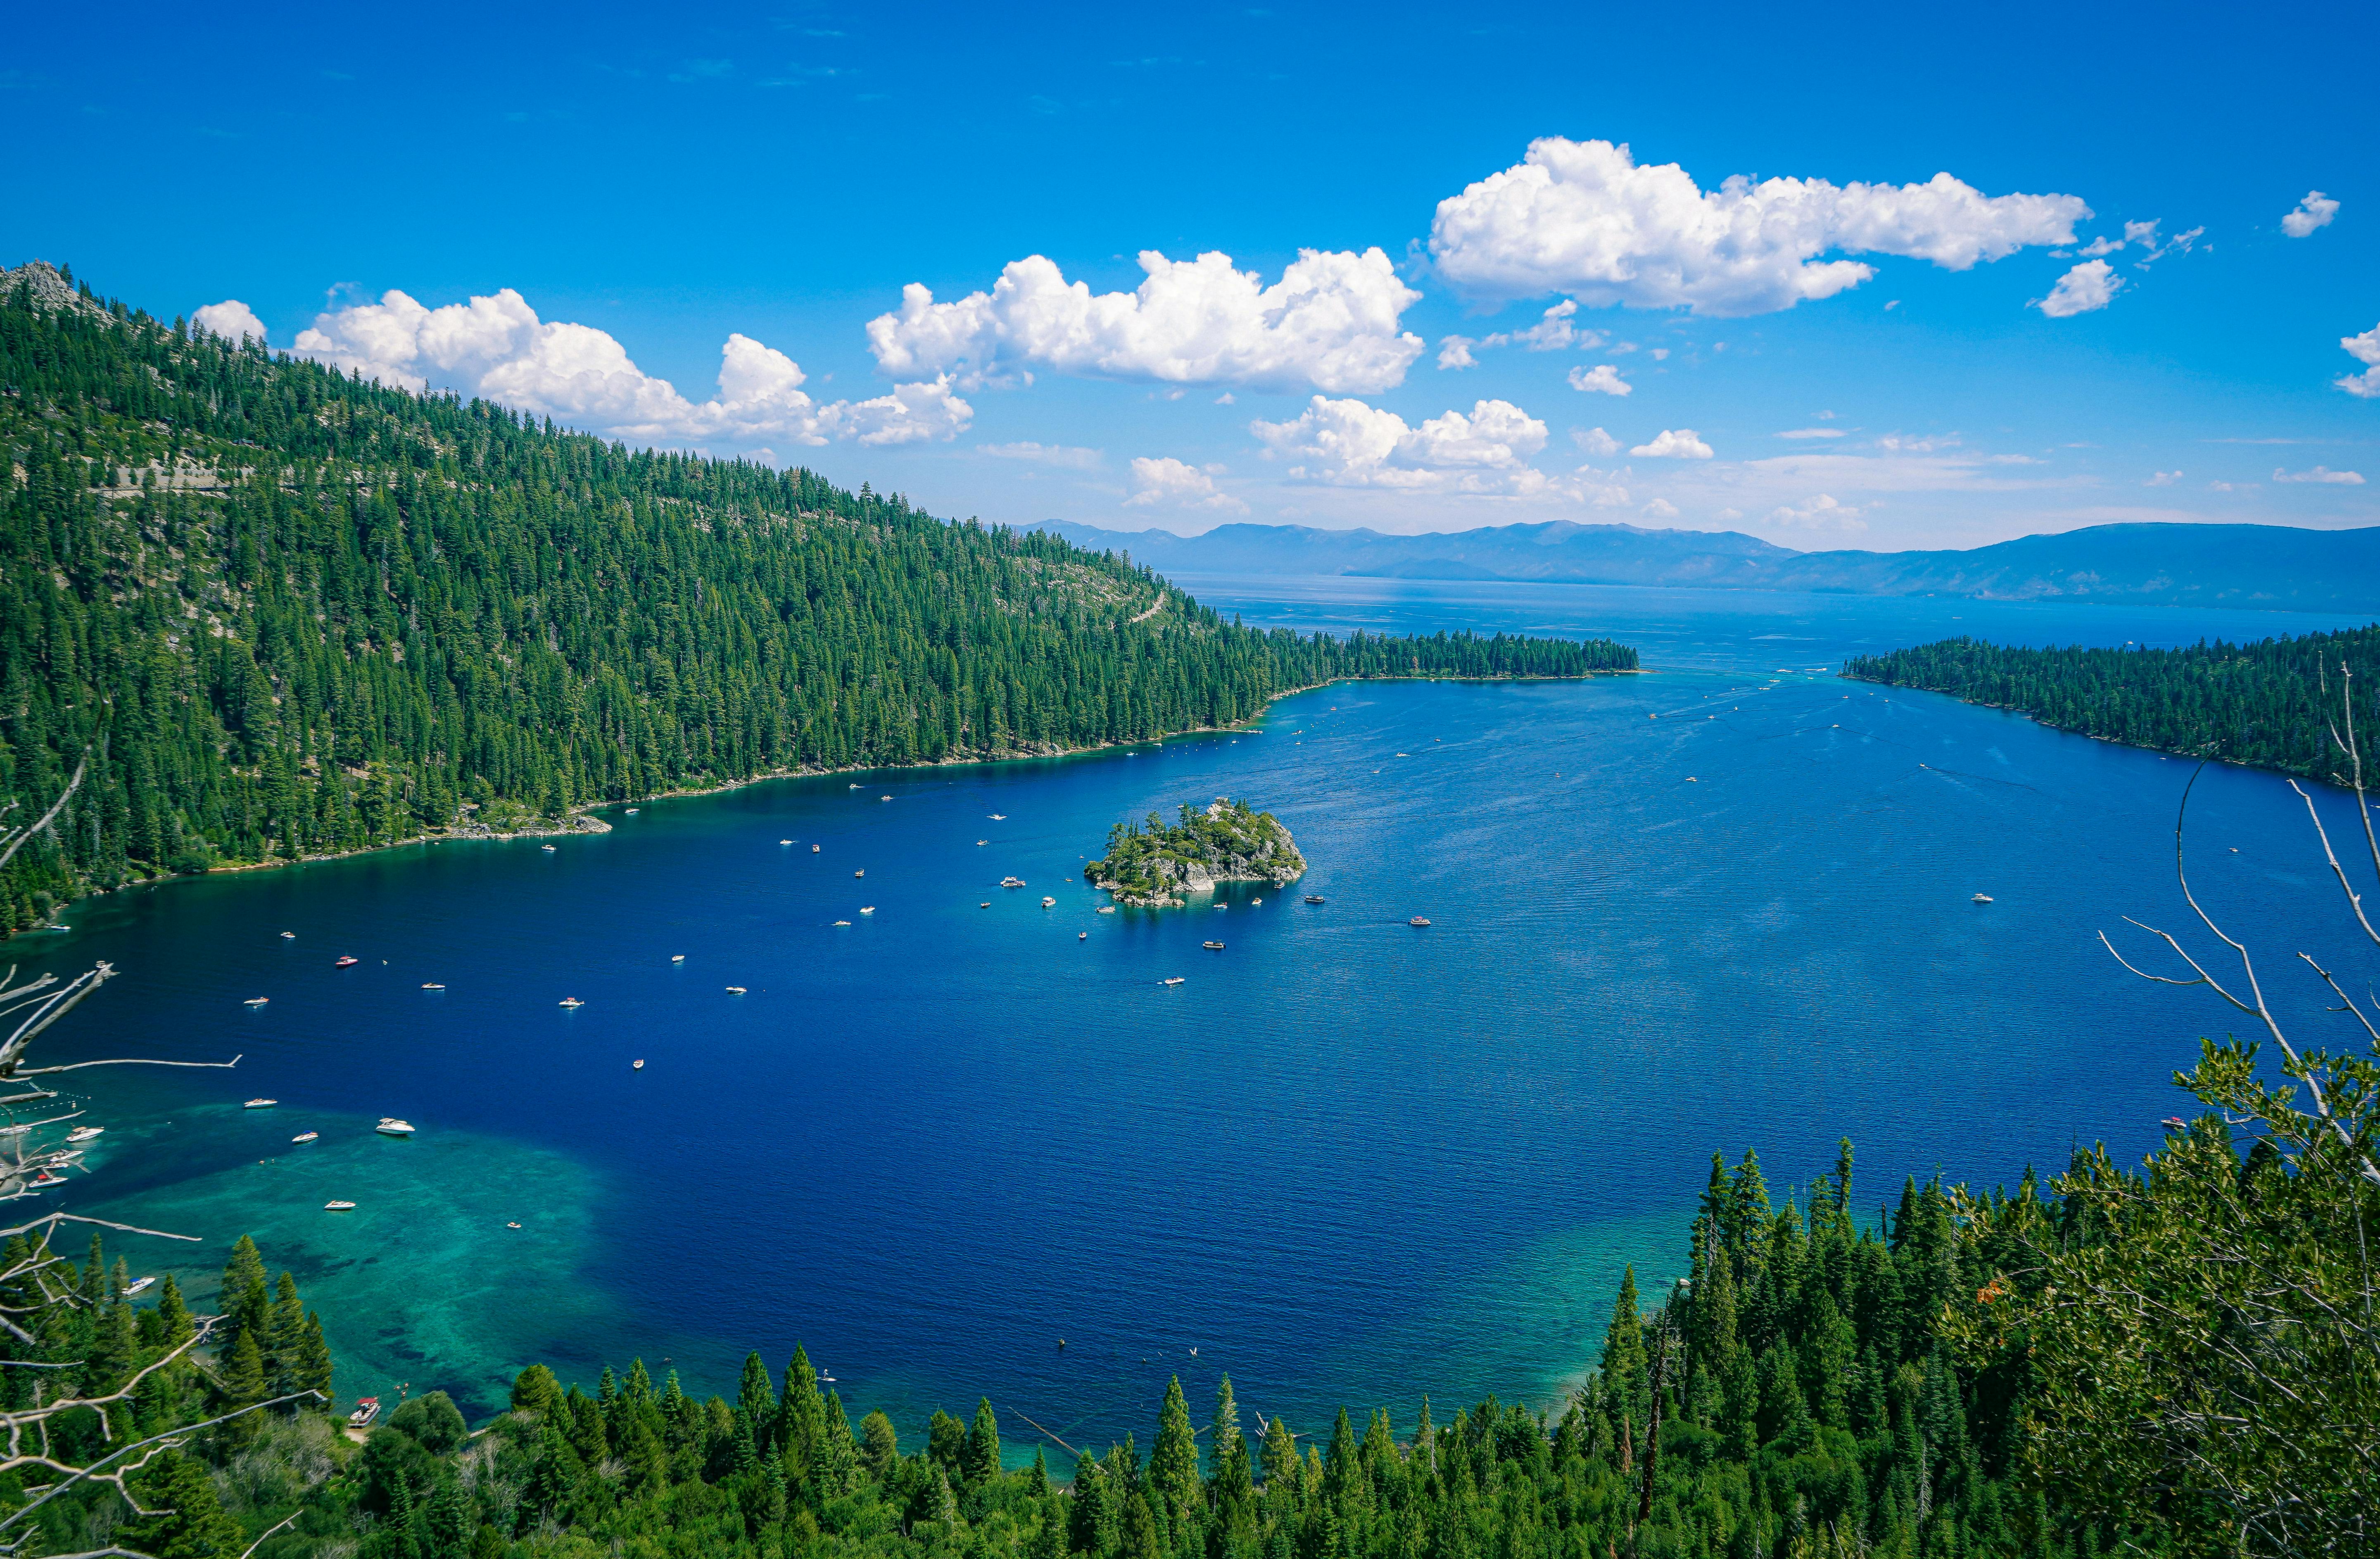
[1027,518,2380,613]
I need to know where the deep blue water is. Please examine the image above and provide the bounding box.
[22,580,2378,1462]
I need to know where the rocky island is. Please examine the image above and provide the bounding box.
[1085,798,1306,906]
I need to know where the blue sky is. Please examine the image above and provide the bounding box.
[6,0,2373,550]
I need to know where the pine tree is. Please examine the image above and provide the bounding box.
[155,1274,193,1347]
[295,1311,334,1400]
[736,1350,778,1444]
[964,1396,1002,1486]
[781,1345,827,1474]
[1209,1376,1251,1504]
[1148,1376,1201,1513]
[268,1271,304,1391]
[220,1326,264,1405]
[117,1450,245,1559]
[1601,1265,1649,1424]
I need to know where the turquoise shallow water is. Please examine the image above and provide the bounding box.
[20,581,2376,1462]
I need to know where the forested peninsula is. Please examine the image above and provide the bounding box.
[1842,626,2380,780]
[0,263,1633,933]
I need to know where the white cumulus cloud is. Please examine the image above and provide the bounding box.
[1572,426,1620,456]
[192,299,268,343]
[1641,498,1679,518]
[1124,456,1247,512]
[1630,428,1714,459]
[1250,395,1556,494]
[2146,470,2182,486]
[2273,465,2365,485]
[2337,323,2380,399]
[1437,335,1477,370]
[865,248,1424,393]
[1427,137,2087,317]
[2282,191,2340,238]
[1567,363,1632,396]
[254,286,969,450]
[2036,259,2122,318]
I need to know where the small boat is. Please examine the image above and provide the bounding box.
[334,955,359,968]
[1002,877,1027,888]
[1971,894,1994,904]
[1409,917,1432,927]
[28,1172,67,1190]
[376,1119,415,1136]
[1041,896,1056,908]
[244,997,270,1007]
[325,1200,357,1213]
[124,1276,155,1297]
[506,1221,521,1229]
[881,795,892,801]
[725,986,747,994]
[280,932,295,939]
[66,1126,102,1143]
[812,844,820,853]
[1078,932,1088,940]
[1098,905,1116,915]
[2162,1116,2187,1130]
[835,919,850,925]
[855,869,865,877]
[420,983,444,990]
[245,1098,278,1109]
[849,783,862,789]
[1204,941,1225,950]
[292,1131,318,1144]
[346,1396,379,1426]
[859,906,875,915]
[1160,977,1185,986]
[632,1059,645,1069]
[541,844,556,852]
[558,997,584,1008]
[672,954,685,962]
[980,902,990,908]
[625,808,639,814]
[1305,896,1325,905]
[1213,903,1228,911]
[781,839,793,846]
[1252,898,1261,905]
[990,814,1007,820]
[977,839,988,846]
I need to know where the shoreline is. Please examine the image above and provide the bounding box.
[17,668,1636,932]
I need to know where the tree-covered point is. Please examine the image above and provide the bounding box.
[0,263,1636,934]
[1085,799,1306,905]
[1841,626,2380,780]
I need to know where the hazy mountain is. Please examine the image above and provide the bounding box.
[1028,518,2380,613]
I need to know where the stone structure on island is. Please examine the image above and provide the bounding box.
[1084,798,1306,907]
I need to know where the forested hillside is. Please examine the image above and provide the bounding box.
[0,264,1631,933]
[1842,627,2380,779]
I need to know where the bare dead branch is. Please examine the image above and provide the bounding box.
[0,757,88,874]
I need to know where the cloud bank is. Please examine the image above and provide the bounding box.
[866,249,1425,393]
[1125,457,1246,512]
[223,286,971,450]
[1428,138,2087,316]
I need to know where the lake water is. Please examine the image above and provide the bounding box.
[24,578,2378,1459]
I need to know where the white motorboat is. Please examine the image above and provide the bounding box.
[1041,896,1056,908]
[725,986,747,994]
[325,1200,357,1212]
[124,1276,155,1296]
[1972,894,1994,904]
[1160,977,1185,987]
[66,1126,102,1143]
[292,1131,319,1144]
[558,997,584,1008]
[244,997,270,1007]
[245,1098,278,1109]
[375,1119,415,1136]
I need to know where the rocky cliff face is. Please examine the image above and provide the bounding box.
[1086,798,1305,907]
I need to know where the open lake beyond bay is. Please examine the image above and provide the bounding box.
[30,580,2375,1459]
